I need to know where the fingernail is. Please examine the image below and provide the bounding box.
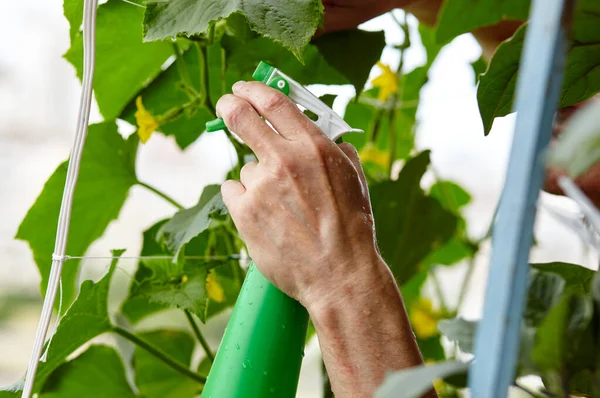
[232,81,246,91]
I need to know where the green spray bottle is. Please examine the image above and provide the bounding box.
[201,61,363,398]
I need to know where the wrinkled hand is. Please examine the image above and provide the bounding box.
[216,81,384,309]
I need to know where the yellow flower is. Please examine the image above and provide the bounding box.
[359,142,390,169]
[135,96,159,144]
[410,298,443,339]
[206,269,225,303]
[371,61,398,102]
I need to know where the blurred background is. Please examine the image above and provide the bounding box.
[0,0,595,395]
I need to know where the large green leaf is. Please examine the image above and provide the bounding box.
[134,330,202,398]
[143,0,323,60]
[16,123,137,307]
[222,36,347,86]
[370,152,458,284]
[478,0,600,134]
[130,258,210,322]
[121,220,170,324]
[122,220,242,323]
[30,251,122,392]
[158,185,228,256]
[435,0,530,43]
[429,181,471,213]
[312,29,386,94]
[40,345,135,398]
[375,361,470,398]
[120,45,215,149]
[64,0,172,120]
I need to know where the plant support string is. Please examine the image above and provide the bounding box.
[21,0,98,396]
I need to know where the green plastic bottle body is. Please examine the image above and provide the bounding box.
[201,262,309,398]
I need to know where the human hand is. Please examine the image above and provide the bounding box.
[216,81,385,309]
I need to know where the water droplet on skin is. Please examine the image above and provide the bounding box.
[328,156,333,163]
[375,351,382,359]
[315,207,320,211]
[363,309,371,315]
[235,343,241,350]
[291,172,298,178]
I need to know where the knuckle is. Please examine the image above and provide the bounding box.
[262,91,289,114]
[220,95,251,129]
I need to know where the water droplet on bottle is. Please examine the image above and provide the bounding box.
[260,284,264,289]
[245,359,253,369]
[300,351,305,358]
[225,344,229,351]
[263,371,269,376]
[239,321,245,326]
[270,387,276,393]
[248,301,253,305]
[281,324,286,329]
[235,343,241,350]
[242,362,247,369]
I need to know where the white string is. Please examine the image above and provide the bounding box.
[22,0,97,396]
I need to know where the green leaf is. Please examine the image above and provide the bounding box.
[133,330,202,398]
[312,29,386,95]
[531,293,593,372]
[16,122,137,307]
[131,259,210,322]
[122,220,242,323]
[429,181,471,213]
[120,45,215,149]
[144,1,324,61]
[375,361,470,398]
[63,0,84,42]
[423,237,476,266]
[531,262,595,294]
[121,220,170,324]
[40,345,135,398]
[370,152,458,284]
[548,100,600,177]
[478,0,600,135]
[158,185,228,256]
[437,317,477,354]
[31,251,123,392]
[64,0,172,120]
[222,36,347,87]
[524,270,565,327]
[435,0,530,43]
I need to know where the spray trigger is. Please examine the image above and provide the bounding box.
[206,61,363,142]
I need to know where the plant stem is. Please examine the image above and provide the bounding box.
[430,268,449,314]
[172,42,193,92]
[184,310,215,363]
[138,181,184,209]
[456,256,477,312]
[113,326,206,384]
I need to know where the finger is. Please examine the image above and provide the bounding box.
[221,180,245,216]
[232,81,321,141]
[216,94,284,160]
[339,143,368,189]
[240,161,258,188]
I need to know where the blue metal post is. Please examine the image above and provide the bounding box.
[468,0,574,396]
